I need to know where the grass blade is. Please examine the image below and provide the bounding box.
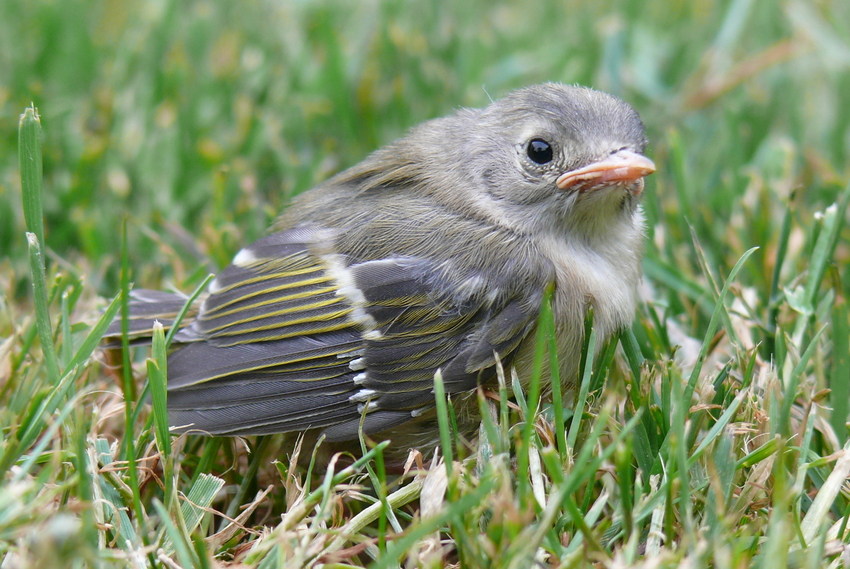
[18,106,45,248]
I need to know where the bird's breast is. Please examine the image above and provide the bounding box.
[513,222,643,389]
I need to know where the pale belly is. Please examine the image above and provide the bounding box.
[512,226,642,392]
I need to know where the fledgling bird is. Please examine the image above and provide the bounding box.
[107,83,655,453]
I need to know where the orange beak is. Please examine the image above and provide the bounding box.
[556,149,656,192]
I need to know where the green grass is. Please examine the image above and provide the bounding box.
[2,0,850,567]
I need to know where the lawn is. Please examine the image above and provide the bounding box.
[2,0,849,567]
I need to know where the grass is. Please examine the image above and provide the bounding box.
[2,0,850,567]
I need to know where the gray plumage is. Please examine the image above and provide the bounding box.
[106,83,655,452]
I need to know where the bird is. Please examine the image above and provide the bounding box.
[106,83,655,454]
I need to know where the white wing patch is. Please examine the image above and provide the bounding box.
[232,247,259,267]
[322,253,384,340]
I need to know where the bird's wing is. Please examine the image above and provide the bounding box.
[157,226,547,441]
[103,289,198,342]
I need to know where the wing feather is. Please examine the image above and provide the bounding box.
[103,289,196,340]
[167,331,362,387]
[109,225,551,442]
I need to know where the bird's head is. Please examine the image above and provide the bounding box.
[461,83,655,236]
[339,83,654,242]
[368,83,654,242]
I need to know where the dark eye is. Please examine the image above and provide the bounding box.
[526,138,553,164]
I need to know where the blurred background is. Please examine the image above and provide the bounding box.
[1,0,848,302]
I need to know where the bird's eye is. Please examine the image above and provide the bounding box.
[526,138,553,164]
